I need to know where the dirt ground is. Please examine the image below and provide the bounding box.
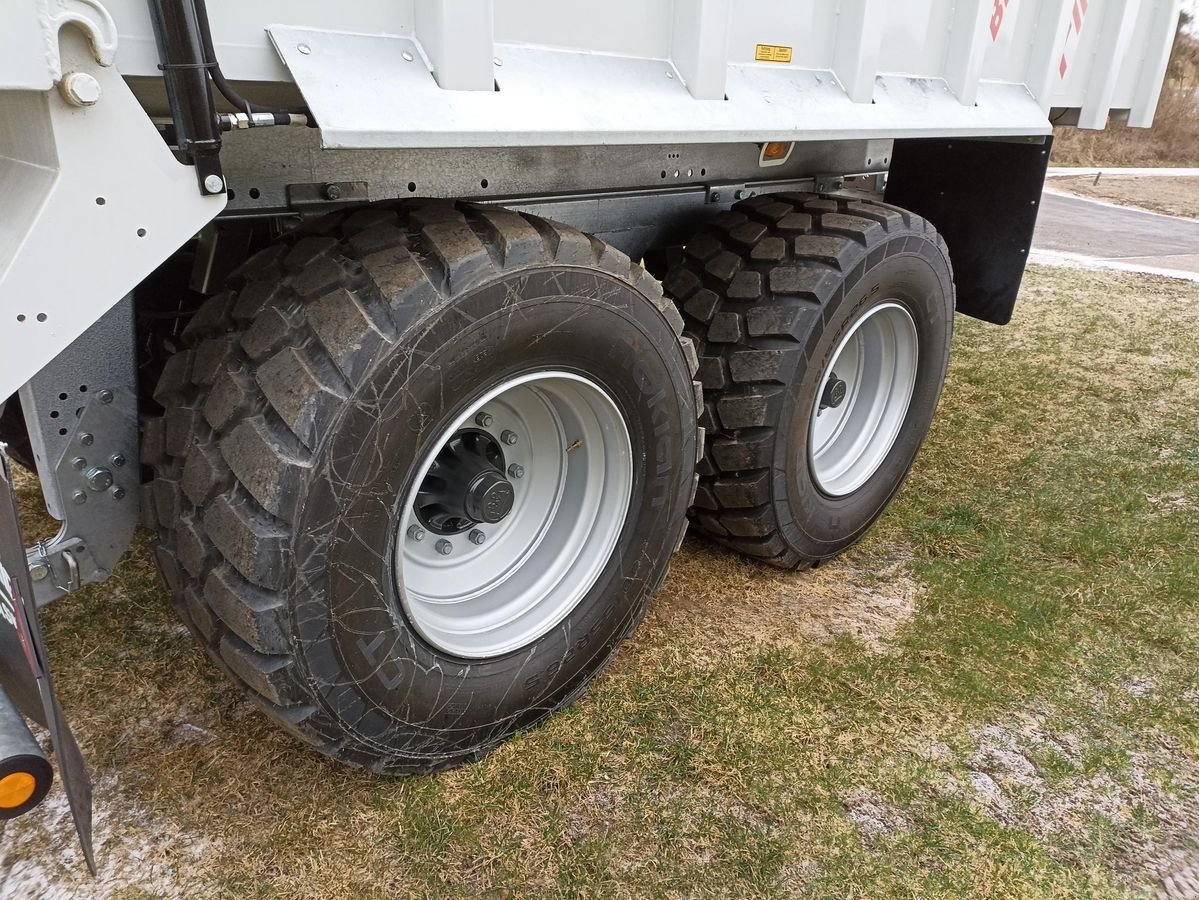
[1050,175,1199,219]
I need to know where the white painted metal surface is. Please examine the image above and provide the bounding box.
[0,26,224,403]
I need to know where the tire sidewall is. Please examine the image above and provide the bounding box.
[288,267,694,758]
[775,238,953,559]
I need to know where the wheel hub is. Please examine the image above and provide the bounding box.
[820,373,848,410]
[414,430,510,534]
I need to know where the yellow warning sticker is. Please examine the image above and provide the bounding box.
[754,44,793,64]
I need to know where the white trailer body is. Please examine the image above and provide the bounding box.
[0,0,1182,864]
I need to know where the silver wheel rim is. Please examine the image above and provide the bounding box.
[396,371,633,658]
[808,301,919,497]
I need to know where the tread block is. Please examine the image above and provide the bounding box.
[182,291,235,343]
[716,390,778,429]
[707,312,744,344]
[663,267,702,300]
[728,221,768,247]
[776,213,814,234]
[291,255,347,300]
[308,286,394,383]
[750,237,787,262]
[153,477,184,527]
[589,236,632,278]
[361,243,439,308]
[719,505,776,537]
[190,335,239,388]
[820,213,885,245]
[421,219,497,293]
[683,288,720,323]
[475,209,546,269]
[221,416,311,523]
[746,301,820,341]
[153,350,193,405]
[535,218,594,267]
[754,201,795,223]
[844,201,905,231]
[711,429,773,471]
[727,270,763,301]
[341,208,399,239]
[205,565,289,655]
[684,233,723,262]
[204,366,259,434]
[176,513,215,578]
[693,511,729,537]
[257,346,347,450]
[218,632,302,706]
[182,440,232,507]
[791,235,862,272]
[712,211,749,232]
[283,236,340,274]
[179,584,219,643]
[230,243,287,284]
[240,305,299,362]
[729,348,799,384]
[725,532,789,559]
[164,405,203,458]
[692,483,720,511]
[768,264,840,300]
[141,417,167,467]
[704,251,743,284]
[347,223,407,258]
[231,281,286,325]
[204,491,290,591]
[714,471,771,508]
[698,355,728,390]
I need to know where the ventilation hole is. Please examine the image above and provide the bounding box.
[95,197,105,206]
[79,385,88,392]
[58,393,67,401]
[249,188,260,199]
[58,428,67,436]
[660,170,667,179]
[36,313,47,322]
[408,182,417,192]
[16,314,25,322]
[700,168,706,176]
[867,158,872,165]
[227,190,236,200]
[136,228,146,237]
[480,178,489,189]
[50,411,59,419]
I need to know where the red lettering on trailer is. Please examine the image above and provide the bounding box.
[990,0,1012,40]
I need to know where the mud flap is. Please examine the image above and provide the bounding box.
[0,449,94,872]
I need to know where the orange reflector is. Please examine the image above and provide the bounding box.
[762,141,791,160]
[0,771,37,809]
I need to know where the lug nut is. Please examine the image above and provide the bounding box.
[79,432,94,446]
[435,539,453,556]
[469,529,486,545]
[72,490,87,505]
[29,561,50,582]
[407,524,425,542]
[475,412,494,428]
[85,467,113,491]
[501,430,518,445]
[507,463,524,479]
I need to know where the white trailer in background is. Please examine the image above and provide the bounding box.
[0,0,1182,866]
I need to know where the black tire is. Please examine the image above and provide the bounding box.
[143,201,700,772]
[662,193,953,569]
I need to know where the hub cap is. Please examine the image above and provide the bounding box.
[396,372,633,658]
[808,302,919,497]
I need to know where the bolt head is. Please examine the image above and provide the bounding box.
[322,183,343,201]
[60,72,101,107]
[72,456,87,470]
[435,539,453,556]
[85,467,114,491]
[501,430,518,445]
[79,432,94,446]
[407,524,425,542]
[469,529,486,545]
[29,561,50,582]
[111,486,126,501]
[98,389,113,404]
[110,453,126,467]
[475,412,494,428]
[203,174,225,194]
[710,191,721,202]
[72,490,87,505]
[507,463,524,479]
[297,43,311,54]
[402,51,415,62]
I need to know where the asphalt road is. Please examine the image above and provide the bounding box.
[1034,190,1199,276]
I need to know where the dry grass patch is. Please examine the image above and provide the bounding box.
[1049,176,1199,220]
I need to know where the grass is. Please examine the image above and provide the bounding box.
[2,264,1199,898]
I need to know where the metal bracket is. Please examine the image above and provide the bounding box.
[814,173,847,193]
[25,388,139,606]
[286,180,370,212]
[705,183,759,205]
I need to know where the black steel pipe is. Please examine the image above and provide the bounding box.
[147,0,224,194]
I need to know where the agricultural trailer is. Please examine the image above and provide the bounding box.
[0,0,1182,867]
